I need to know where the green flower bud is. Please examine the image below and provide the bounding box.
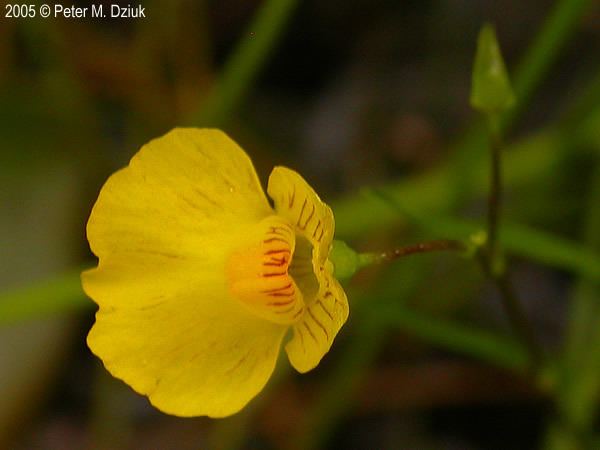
[470,24,516,114]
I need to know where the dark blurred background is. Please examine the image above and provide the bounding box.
[1,0,599,449]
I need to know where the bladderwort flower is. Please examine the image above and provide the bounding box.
[83,128,349,417]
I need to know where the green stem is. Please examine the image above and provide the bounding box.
[188,0,299,126]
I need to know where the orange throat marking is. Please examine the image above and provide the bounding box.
[225,217,306,325]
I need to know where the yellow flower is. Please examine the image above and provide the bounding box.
[83,128,349,418]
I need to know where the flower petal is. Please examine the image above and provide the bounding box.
[267,167,335,264]
[84,226,287,416]
[226,215,306,325]
[285,270,349,373]
[87,128,271,260]
[84,128,286,417]
[87,292,286,417]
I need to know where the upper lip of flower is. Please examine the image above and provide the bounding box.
[83,128,349,418]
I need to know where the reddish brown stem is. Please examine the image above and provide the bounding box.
[376,239,466,262]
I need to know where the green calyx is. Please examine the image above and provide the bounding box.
[329,240,376,281]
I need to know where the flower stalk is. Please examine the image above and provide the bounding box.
[471,24,544,370]
[476,249,544,369]
[486,116,503,270]
[368,239,467,263]
[330,239,467,281]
